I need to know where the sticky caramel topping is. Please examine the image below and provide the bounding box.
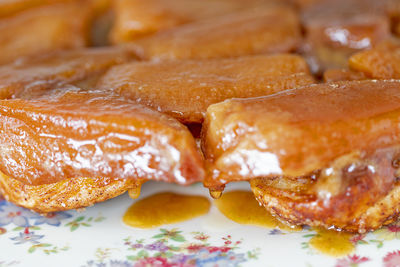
[203,80,400,188]
[128,5,301,60]
[301,0,391,72]
[0,88,204,186]
[110,0,288,43]
[323,69,366,82]
[350,41,400,79]
[97,54,314,123]
[0,1,94,65]
[0,47,135,99]
[123,192,210,228]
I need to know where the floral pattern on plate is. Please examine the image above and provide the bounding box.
[1,181,400,267]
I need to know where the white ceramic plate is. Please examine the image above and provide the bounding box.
[1,181,399,267]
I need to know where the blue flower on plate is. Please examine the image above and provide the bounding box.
[10,231,44,244]
[194,249,246,267]
[0,203,39,227]
[34,212,72,226]
[269,229,284,235]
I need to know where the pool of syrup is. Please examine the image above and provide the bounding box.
[123,192,210,228]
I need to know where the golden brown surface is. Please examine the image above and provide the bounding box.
[202,80,400,190]
[0,171,144,213]
[0,0,79,18]
[0,47,136,99]
[0,1,94,65]
[301,0,391,74]
[349,41,400,79]
[323,69,366,82]
[110,0,288,43]
[128,6,301,60]
[251,159,400,233]
[97,54,315,123]
[0,88,204,186]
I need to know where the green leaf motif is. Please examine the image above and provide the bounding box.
[137,250,149,258]
[126,255,137,261]
[28,246,36,253]
[70,224,79,232]
[171,235,185,242]
[75,216,85,222]
[152,234,164,239]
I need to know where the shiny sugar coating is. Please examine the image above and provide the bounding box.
[128,5,301,60]
[350,41,400,79]
[110,0,290,43]
[0,47,136,99]
[202,80,400,189]
[0,88,204,186]
[301,0,391,73]
[0,1,94,65]
[97,54,315,123]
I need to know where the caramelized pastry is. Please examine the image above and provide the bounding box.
[0,87,204,187]
[110,0,288,43]
[349,41,400,79]
[0,0,78,18]
[0,173,144,213]
[323,69,366,82]
[0,1,94,65]
[128,6,301,60]
[0,47,136,99]
[301,0,390,74]
[202,80,400,232]
[97,54,315,123]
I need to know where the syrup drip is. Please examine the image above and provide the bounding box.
[128,185,142,199]
[209,189,223,199]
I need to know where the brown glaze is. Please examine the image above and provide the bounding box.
[349,41,400,79]
[323,69,366,82]
[301,0,391,73]
[203,80,400,189]
[110,0,289,43]
[0,47,136,99]
[0,1,95,65]
[128,6,301,60]
[0,88,204,186]
[123,192,210,228]
[97,54,314,123]
[0,0,80,18]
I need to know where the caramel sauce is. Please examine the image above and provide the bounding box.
[309,228,355,257]
[214,190,300,231]
[123,192,211,228]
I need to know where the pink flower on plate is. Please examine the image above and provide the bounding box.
[383,250,400,267]
[335,254,370,267]
[134,256,171,267]
[205,246,231,253]
[133,257,194,267]
[186,243,205,252]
